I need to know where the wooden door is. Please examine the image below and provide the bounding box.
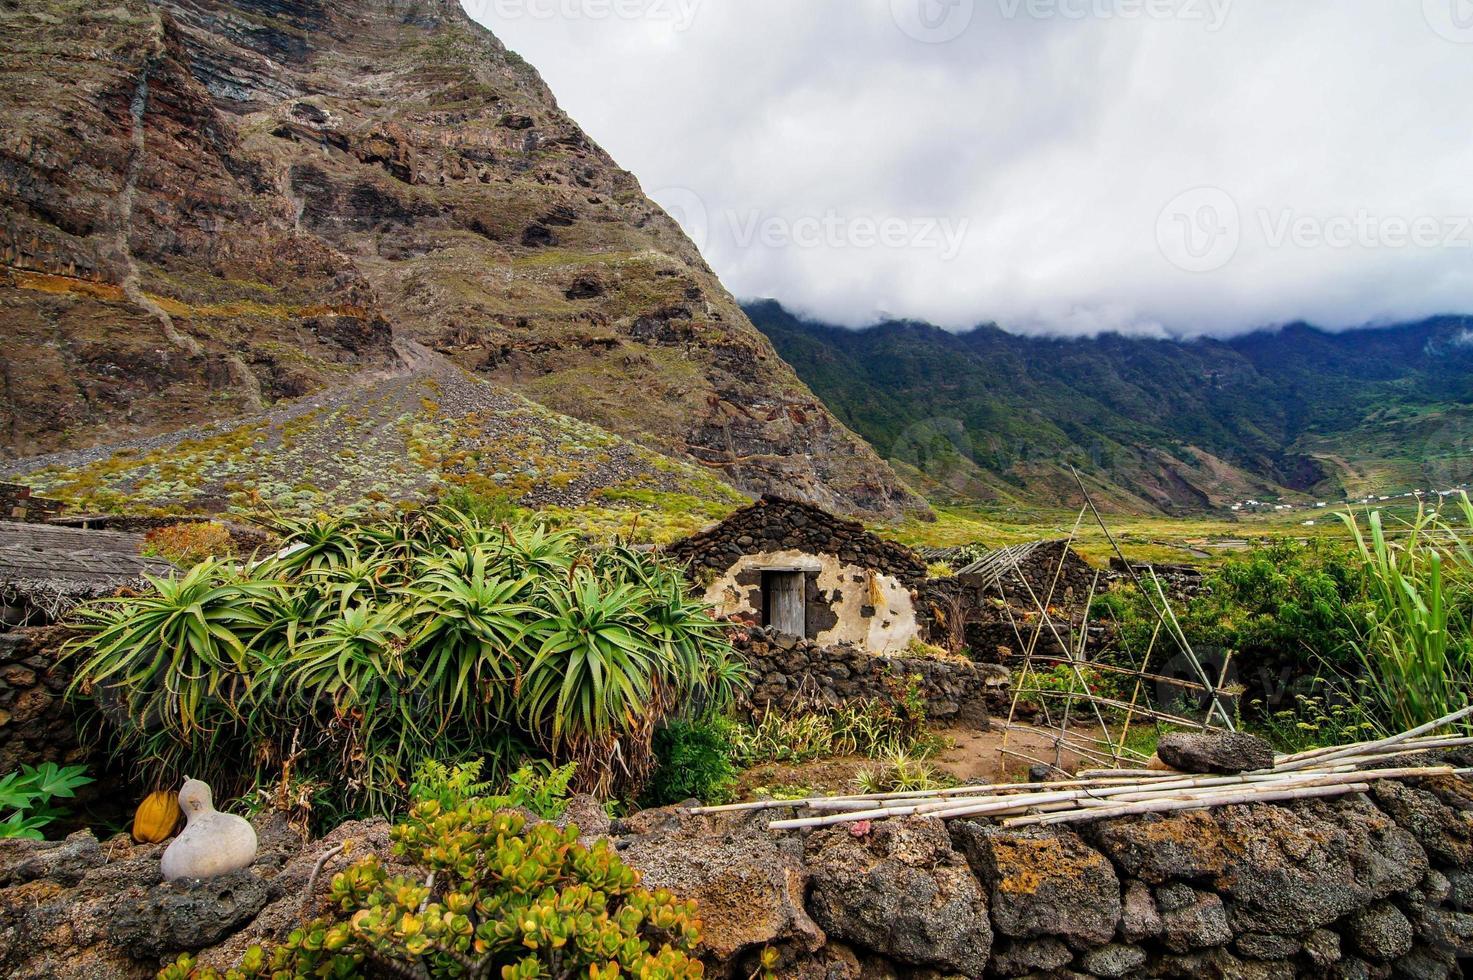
[764,571,806,637]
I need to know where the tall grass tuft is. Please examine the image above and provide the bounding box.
[1338,494,1473,734]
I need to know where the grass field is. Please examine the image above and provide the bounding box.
[878,502,1366,566]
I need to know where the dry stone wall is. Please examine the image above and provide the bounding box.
[6,768,1473,979]
[0,626,80,773]
[0,483,66,522]
[733,626,1010,722]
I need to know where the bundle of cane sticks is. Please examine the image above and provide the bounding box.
[687,705,1473,832]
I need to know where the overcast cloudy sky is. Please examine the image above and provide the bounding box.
[474,0,1473,338]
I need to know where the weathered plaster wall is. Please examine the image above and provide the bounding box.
[703,549,920,654]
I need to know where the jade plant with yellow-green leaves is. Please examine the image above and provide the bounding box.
[158,769,707,980]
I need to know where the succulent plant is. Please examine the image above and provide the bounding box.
[158,802,705,979]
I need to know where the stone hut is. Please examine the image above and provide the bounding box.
[0,521,173,628]
[0,482,66,523]
[664,496,929,654]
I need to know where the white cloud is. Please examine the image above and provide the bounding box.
[474,0,1473,336]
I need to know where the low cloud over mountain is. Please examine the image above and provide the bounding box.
[484,0,1473,337]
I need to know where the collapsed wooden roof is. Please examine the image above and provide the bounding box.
[0,521,174,620]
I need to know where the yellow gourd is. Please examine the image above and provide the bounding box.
[133,789,182,844]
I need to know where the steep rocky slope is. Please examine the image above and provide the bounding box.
[0,0,400,456]
[0,0,919,518]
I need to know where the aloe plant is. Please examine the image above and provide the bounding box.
[405,549,534,730]
[66,561,279,783]
[67,506,745,816]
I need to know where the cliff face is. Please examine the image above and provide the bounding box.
[0,0,921,518]
[0,1,400,458]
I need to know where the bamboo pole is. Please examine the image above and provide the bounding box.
[1002,782,1372,828]
[767,765,1455,831]
[1024,654,1211,695]
[766,767,1426,831]
[1275,705,1473,772]
[687,772,1189,815]
[1068,464,1236,733]
[919,768,1396,823]
[1076,768,1181,779]
[1277,730,1473,766]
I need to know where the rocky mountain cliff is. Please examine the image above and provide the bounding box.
[0,0,920,518]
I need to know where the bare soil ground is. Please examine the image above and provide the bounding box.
[732,721,1091,801]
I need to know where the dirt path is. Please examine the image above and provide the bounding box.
[732,721,1092,801]
[930,722,1087,784]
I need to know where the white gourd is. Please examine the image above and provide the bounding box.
[160,778,258,882]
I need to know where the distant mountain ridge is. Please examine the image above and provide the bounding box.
[745,300,1473,513]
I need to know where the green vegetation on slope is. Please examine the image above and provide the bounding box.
[747,300,1473,513]
[5,360,749,545]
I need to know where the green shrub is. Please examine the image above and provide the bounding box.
[854,749,955,795]
[159,775,705,980]
[646,719,738,806]
[411,759,578,821]
[1091,540,1372,714]
[1251,692,1381,753]
[1015,663,1125,702]
[0,764,93,839]
[730,691,936,767]
[436,486,528,525]
[141,522,235,565]
[66,508,747,819]
[496,761,579,819]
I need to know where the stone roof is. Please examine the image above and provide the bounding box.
[0,522,174,614]
[954,540,1056,581]
[664,495,930,584]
